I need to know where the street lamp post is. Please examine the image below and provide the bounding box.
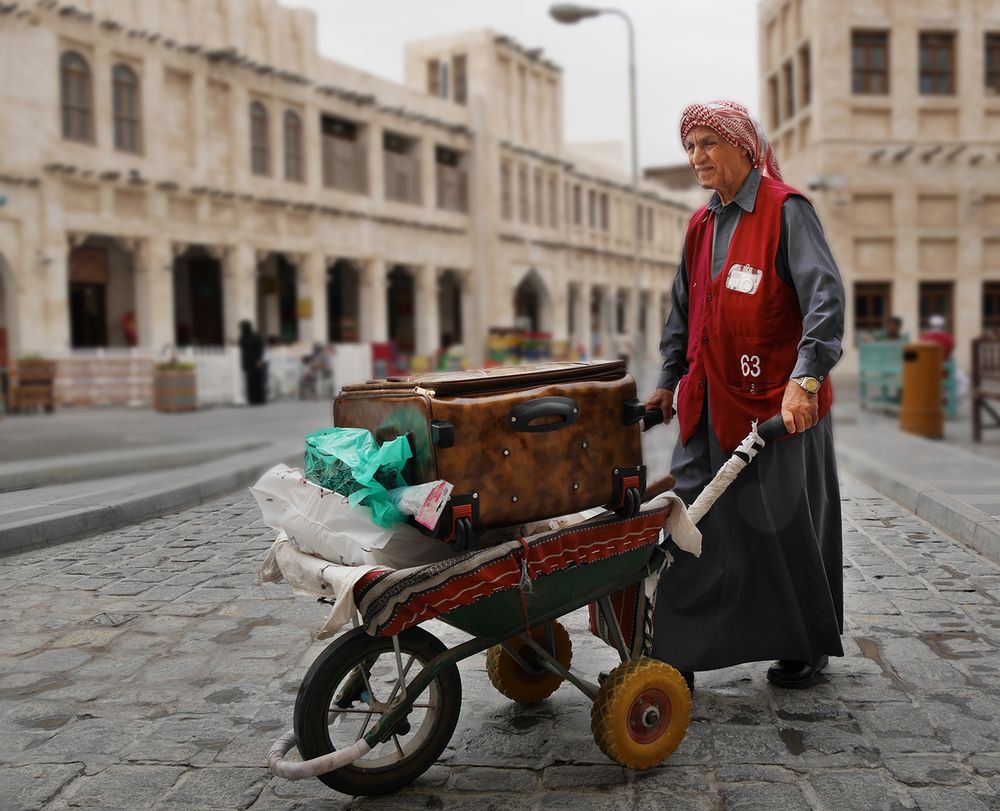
[549,3,643,368]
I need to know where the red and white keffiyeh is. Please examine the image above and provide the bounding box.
[679,100,782,181]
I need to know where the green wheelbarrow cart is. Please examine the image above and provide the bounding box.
[266,412,788,796]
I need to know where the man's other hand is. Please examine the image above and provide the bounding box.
[781,380,818,434]
[644,388,675,425]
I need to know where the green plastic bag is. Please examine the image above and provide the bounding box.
[303,427,413,528]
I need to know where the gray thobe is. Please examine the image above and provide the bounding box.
[651,169,846,671]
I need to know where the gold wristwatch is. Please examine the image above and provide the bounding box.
[793,375,821,394]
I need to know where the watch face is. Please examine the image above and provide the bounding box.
[802,377,820,393]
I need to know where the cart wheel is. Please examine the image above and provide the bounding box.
[452,517,473,552]
[614,487,641,520]
[486,621,572,704]
[294,626,462,797]
[591,657,691,769]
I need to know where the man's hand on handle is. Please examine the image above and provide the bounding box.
[781,380,818,434]
[644,388,675,425]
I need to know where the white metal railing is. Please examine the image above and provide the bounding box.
[45,342,375,408]
[171,346,245,407]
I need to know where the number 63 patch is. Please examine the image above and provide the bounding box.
[740,354,761,378]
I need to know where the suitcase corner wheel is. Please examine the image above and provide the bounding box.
[610,465,646,520]
[411,492,479,552]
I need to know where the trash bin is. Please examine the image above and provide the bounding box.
[900,341,943,439]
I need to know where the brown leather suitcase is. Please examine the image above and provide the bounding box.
[334,360,648,547]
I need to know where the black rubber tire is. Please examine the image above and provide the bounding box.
[294,626,462,796]
[617,487,640,519]
[454,517,472,552]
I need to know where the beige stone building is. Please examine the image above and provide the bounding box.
[0,0,690,376]
[759,0,1000,372]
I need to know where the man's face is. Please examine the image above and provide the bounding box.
[683,126,751,195]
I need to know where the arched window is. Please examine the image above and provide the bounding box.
[250,101,270,176]
[283,110,303,182]
[112,64,142,153]
[60,51,93,143]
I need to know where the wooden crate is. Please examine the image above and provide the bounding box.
[10,359,56,414]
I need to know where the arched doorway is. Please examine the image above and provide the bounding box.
[173,246,224,346]
[257,253,298,344]
[68,237,137,348]
[327,259,360,342]
[438,270,463,347]
[387,265,415,354]
[514,269,550,333]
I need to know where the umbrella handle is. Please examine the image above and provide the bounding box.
[757,413,787,443]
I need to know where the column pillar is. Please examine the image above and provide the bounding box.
[458,270,473,353]
[573,281,592,360]
[644,289,660,361]
[137,236,174,350]
[551,276,569,350]
[415,265,440,358]
[361,257,388,343]
[597,285,613,359]
[40,240,70,353]
[224,243,257,345]
[298,251,327,345]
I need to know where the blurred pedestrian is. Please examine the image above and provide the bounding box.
[298,342,329,400]
[880,315,904,341]
[920,314,954,361]
[239,320,266,405]
[120,310,138,347]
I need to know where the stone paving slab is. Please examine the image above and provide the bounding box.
[0,475,998,808]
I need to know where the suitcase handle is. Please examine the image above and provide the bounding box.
[509,396,579,433]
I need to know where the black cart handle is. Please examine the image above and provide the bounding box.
[641,407,664,431]
[509,396,579,433]
[757,413,788,443]
[640,407,678,432]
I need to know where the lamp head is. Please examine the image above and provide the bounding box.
[549,3,602,24]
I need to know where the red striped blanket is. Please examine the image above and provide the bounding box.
[353,507,670,639]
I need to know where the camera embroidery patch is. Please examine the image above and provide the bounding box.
[725,264,763,295]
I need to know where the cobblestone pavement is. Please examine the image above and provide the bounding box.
[2,475,999,811]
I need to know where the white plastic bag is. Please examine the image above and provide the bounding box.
[251,464,394,565]
[387,480,454,529]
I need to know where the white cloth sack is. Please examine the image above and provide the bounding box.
[260,532,381,637]
[251,463,396,565]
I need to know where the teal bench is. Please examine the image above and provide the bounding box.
[858,340,957,419]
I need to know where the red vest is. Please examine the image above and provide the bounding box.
[675,175,833,453]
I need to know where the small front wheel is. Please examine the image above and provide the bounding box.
[294,626,461,796]
[591,657,691,769]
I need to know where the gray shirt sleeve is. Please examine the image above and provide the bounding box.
[776,197,846,380]
[655,253,689,392]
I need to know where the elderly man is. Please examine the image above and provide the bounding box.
[645,101,845,690]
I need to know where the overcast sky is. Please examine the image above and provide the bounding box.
[282,0,760,170]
